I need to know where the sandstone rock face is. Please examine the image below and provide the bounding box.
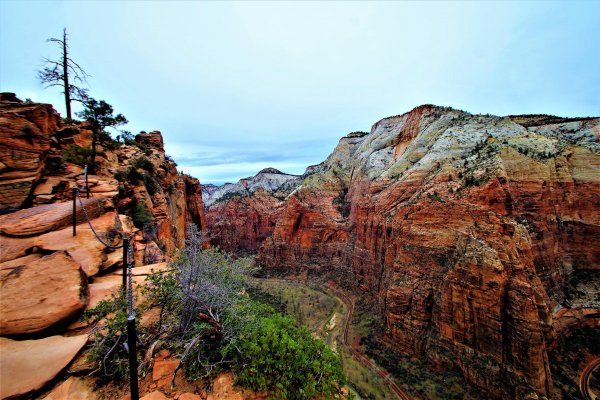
[140,392,169,400]
[209,106,599,399]
[0,99,60,213]
[0,251,87,335]
[0,97,208,398]
[206,189,286,255]
[0,334,87,399]
[203,168,306,253]
[0,196,107,236]
[34,211,123,276]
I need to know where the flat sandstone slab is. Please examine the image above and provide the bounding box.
[0,335,88,399]
[0,197,107,237]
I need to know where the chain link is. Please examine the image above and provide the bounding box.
[75,189,124,249]
[80,165,88,193]
[127,240,135,317]
[74,187,135,321]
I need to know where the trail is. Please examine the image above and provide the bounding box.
[254,277,412,400]
[326,284,412,400]
[580,357,600,400]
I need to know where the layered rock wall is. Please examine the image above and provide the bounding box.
[208,105,599,398]
[0,95,60,213]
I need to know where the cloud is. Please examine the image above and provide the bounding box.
[2,1,598,188]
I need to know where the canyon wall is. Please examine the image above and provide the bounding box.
[203,168,302,254]
[207,105,600,398]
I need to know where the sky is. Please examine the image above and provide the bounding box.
[1,1,599,185]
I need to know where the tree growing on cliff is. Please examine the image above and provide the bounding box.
[76,97,127,173]
[38,28,89,121]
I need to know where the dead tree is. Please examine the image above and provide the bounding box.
[38,27,89,120]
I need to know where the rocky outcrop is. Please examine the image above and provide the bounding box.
[115,130,208,261]
[0,335,88,399]
[209,105,599,399]
[0,96,208,398]
[0,94,60,213]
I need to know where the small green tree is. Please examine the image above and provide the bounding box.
[76,97,127,173]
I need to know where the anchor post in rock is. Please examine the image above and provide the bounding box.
[72,188,77,237]
[122,237,129,293]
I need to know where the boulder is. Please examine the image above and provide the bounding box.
[152,359,180,388]
[0,335,87,399]
[87,278,123,309]
[179,394,202,400]
[0,251,87,335]
[206,373,244,400]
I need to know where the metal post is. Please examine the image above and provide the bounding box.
[122,238,129,293]
[83,165,90,199]
[72,188,77,237]
[127,316,139,400]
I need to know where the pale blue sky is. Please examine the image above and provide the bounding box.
[1,1,598,184]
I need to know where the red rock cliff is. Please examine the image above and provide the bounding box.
[209,105,599,398]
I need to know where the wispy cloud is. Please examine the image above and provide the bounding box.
[2,1,598,185]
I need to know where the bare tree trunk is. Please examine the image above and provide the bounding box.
[62,28,72,121]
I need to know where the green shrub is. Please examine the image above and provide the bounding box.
[142,173,158,196]
[232,313,345,399]
[83,294,134,380]
[62,144,93,166]
[131,202,153,229]
[125,166,144,184]
[114,170,125,182]
[132,156,154,173]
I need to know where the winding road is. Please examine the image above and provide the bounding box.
[325,284,412,400]
[580,357,600,400]
[255,277,412,399]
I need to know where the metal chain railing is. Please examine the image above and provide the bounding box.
[74,188,124,249]
[127,241,135,317]
[72,184,139,400]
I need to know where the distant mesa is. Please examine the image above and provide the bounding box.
[201,166,302,207]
